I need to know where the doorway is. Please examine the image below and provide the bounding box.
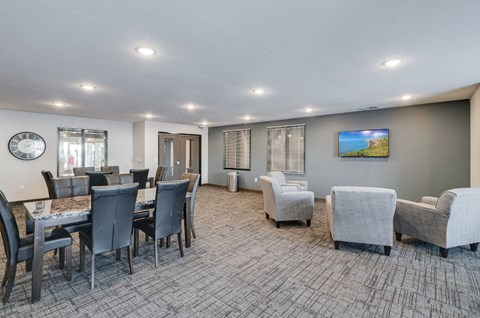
[158,133,201,180]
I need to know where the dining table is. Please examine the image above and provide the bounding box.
[23,187,192,303]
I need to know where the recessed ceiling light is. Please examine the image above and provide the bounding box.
[252,88,265,95]
[53,102,65,107]
[186,104,195,110]
[135,46,157,56]
[400,94,413,100]
[80,84,96,91]
[146,113,153,119]
[382,59,403,67]
[201,121,208,126]
[305,107,313,113]
[244,115,251,120]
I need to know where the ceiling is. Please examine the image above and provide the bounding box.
[0,1,479,127]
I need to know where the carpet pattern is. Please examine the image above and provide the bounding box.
[1,186,479,317]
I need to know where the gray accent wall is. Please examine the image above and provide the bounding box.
[208,101,470,201]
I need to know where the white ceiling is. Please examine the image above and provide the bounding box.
[0,1,479,127]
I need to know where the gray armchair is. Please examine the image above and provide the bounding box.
[326,186,397,255]
[268,171,308,191]
[259,176,314,228]
[394,188,480,258]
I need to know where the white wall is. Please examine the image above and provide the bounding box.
[471,86,480,186]
[136,120,208,183]
[0,110,133,201]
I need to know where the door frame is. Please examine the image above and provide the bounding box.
[158,131,202,182]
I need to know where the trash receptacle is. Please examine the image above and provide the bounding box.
[227,171,239,192]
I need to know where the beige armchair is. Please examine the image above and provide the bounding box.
[268,171,308,191]
[394,188,480,258]
[326,186,397,255]
[259,176,314,228]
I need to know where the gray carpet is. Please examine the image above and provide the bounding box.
[1,186,479,317]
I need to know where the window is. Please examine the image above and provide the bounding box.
[224,129,251,170]
[267,124,305,174]
[58,128,108,176]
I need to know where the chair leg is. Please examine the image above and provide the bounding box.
[334,241,340,250]
[79,240,85,272]
[154,239,158,268]
[276,221,280,228]
[2,267,9,287]
[306,220,311,227]
[384,246,391,256]
[2,264,17,303]
[166,236,171,248]
[90,254,95,289]
[145,233,149,242]
[59,248,65,269]
[439,247,449,258]
[127,246,133,275]
[177,233,184,257]
[265,213,269,219]
[65,246,72,281]
[470,243,478,252]
[159,238,164,248]
[190,221,196,239]
[395,232,402,241]
[26,259,32,272]
[133,229,139,257]
[116,249,121,261]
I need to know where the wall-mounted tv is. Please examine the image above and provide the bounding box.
[338,129,389,157]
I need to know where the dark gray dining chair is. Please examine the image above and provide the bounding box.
[41,170,55,199]
[73,166,95,176]
[133,180,189,268]
[0,190,72,302]
[104,173,134,185]
[51,176,89,199]
[101,165,120,174]
[86,171,112,193]
[154,166,168,184]
[180,172,200,239]
[79,184,139,289]
[130,169,149,189]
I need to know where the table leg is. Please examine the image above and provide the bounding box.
[184,198,191,248]
[31,219,46,303]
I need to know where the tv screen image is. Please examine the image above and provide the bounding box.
[338,129,389,157]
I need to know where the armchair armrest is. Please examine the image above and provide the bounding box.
[420,196,438,206]
[281,183,300,192]
[288,180,308,188]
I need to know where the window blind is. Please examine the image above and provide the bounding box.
[224,129,251,170]
[267,124,305,174]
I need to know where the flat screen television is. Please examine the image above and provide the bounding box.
[338,129,389,157]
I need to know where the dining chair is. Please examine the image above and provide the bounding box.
[0,190,72,302]
[104,173,134,185]
[40,170,55,199]
[154,166,168,184]
[73,166,95,176]
[79,184,139,289]
[86,171,112,193]
[133,180,189,268]
[180,172,200,239]
[130,169,149,189]
[101,165,120,174]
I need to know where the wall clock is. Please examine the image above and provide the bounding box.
[8,132,46,160]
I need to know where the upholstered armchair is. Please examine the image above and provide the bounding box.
[326,186,397,255]
[259,176,314,228]
[394,188,480,258]
[268,171,308,191]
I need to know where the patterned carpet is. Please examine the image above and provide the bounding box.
[1,186,479,317]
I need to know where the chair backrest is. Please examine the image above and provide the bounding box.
[51,176,89,199]
[268,171,287,184]
[0,190,20,266]
[154,166,168,184]
[86,171,112,192]
[73,167,95,176]
[153,180,189,239]
[436,188,480,215]
[104,173,134,185]
[101,165,120,174]
[180,172,200,218]
[130,169,149,189]
[90,184,139,254]
[41,170,55,199]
